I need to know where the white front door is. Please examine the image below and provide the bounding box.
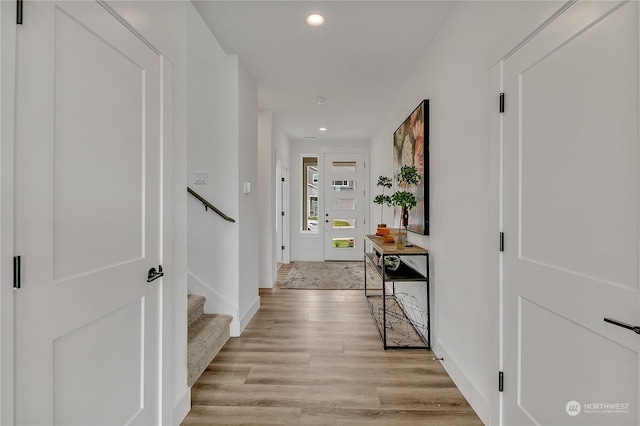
[324,153,366,261]
[502,1,639,424]
[14,2,162,424]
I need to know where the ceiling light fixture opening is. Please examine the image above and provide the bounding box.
[306,13,325,26]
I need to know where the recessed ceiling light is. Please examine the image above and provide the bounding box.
[319,127,327,132]
[306,13,325,26]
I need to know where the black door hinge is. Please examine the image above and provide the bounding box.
[499,232,504,252]
[281,245,285,250]
[498,371,504,392]
[16,0,23,25]
[499,93,505,113]
[281,177,285,182]
[13,256,21,289]
[281,211,285,216]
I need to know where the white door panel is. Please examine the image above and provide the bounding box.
[54,5,147,281]
[14,2,162,424]
[502,1,639,425]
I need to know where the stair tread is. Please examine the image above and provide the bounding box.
[188,313,232,342]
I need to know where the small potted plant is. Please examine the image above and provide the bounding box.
[373,175,392,236]
[391,165,421,248]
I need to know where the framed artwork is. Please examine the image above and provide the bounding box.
[393,99,429,235]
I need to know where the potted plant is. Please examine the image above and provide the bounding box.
[373,175,392,236]
[391,165,421,248]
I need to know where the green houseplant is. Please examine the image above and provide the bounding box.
[391,165,421,248]
[373,175,392,229]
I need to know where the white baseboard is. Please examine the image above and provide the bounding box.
[435,339,491,425]
[239,296,261,335]
[172,388,191,426]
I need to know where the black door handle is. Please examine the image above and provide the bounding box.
[604,317,640,334]
[147,265,164,283]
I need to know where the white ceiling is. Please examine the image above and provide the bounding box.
[192,1,455,141]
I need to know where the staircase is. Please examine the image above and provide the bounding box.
[187,294,233,387]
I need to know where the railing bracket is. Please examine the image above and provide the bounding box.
[187,187,236,223]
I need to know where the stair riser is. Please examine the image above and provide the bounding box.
[187,295,206,327]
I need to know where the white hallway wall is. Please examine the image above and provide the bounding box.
[368,2,558,424]
[274,117,291,171]
[238,60,260,329]
[258,111,274,288]
[186,5,260,337]
[258,111,292,288]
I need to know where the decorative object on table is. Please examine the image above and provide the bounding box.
[383,255,401,271]
[379,292,428,347]
[381,234,394,244]
[391,165,421,249]
[393,99,429,235]
[373,175,393,236]
[372,248,382,266]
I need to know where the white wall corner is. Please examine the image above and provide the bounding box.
[187,272,239,318]
[171,388,191,426]
[435,339,491,425]
[259,276,274,289]
[239,296,260,335]
[229,321,240,337]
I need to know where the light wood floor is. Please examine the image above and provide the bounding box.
[182,265,482,425]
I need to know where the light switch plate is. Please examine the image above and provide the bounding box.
[194,171,208,184]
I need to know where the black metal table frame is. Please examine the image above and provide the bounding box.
[364,238,430,350]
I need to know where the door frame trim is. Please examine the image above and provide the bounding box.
[0,1,18,423]
[488,2,580,424]
[276,160,290,266]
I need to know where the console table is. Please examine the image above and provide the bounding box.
[364,235,430,349]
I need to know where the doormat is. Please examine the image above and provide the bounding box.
[279,261,381,290]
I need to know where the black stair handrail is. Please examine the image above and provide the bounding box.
[187,187,236,223]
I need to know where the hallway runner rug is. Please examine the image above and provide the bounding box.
[279,261,381,290]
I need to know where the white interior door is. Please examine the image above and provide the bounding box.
[502,2,639,424]
[14,2,162,424]
[324,153,366,261]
